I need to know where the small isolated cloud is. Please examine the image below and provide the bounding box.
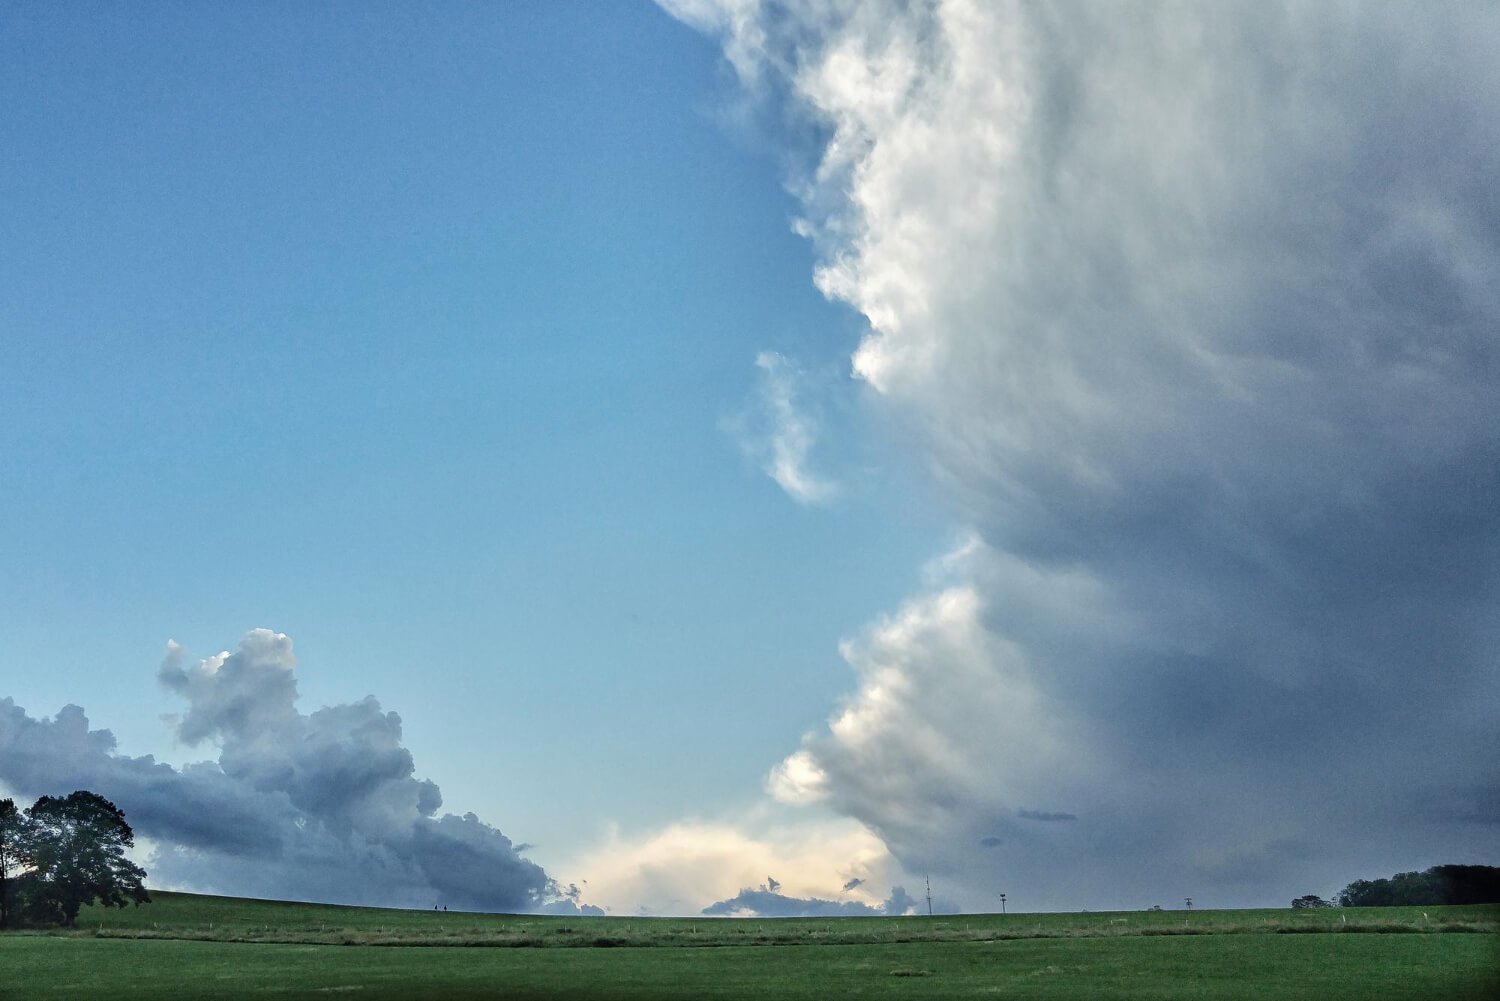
[731,351,839,505]
[841,876,864,891]
[0,629,578,913]
[979,837,1003,849]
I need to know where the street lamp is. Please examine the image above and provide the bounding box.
[1185,897,1193,911]
[999,893,1007,915]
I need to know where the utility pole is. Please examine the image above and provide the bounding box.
[1184,897,1193,911]
[999,893,1007,915]
[926,876,933,917]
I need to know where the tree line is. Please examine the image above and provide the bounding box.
[0,791,149,928]
[1335,864,1500,907]
[1294,864,1500,909]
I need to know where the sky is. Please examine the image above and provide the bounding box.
[1,1,1496,917]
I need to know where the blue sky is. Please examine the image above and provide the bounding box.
[2,1,943,869]
[3,2,1496,916]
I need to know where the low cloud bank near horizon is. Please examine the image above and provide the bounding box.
[0,629,594,914]
[702,881,917,917]
[671,0,1500,910]
[557,814,901,916]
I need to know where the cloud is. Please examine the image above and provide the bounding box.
[537,882,607,917]
[702,884,915,917]
[1017,810,1076,824]
[0,630,570,913]
[731,351,839,504]
[881,884,918,916]
[656,0,769,88]
[671,1,1500,909]
[559,812,896,915]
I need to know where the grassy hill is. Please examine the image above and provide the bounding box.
[3,891,1496,1000]
[51,889,1499,947]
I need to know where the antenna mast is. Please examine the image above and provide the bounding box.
[925,876,933,917]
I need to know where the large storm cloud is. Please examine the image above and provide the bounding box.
[669,1,1499,909]
[0,629,579,913]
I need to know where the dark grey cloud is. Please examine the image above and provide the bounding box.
[881,885,917,916]
[538,899,607,916]
[537,882,606,917]
[702,883,918,917]
[1017,810,1076,824]
[678,1,1500,910]
[0,630,572,913]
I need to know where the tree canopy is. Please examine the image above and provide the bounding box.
[1338,865,1500,907]
[2,790,150,928]
[0,798,20,929]
[1291,894,1333,909]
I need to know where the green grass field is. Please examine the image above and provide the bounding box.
[1,892,1495,1000]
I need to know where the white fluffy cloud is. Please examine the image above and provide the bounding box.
[770,544,1097,830]
[0,630,569,912]
[671,0,1500,909]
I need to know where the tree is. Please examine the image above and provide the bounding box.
[0,798,25,929]
[1337,865,1500,907]
[1426,865,1500,905]
[22,791,149,927]
[1291,894,1333,909]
